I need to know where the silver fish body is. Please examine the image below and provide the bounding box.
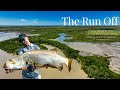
[5,50,72,72]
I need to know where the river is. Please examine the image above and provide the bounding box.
[55,33,72,42]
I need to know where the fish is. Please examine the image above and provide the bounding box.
[3,50,72,73]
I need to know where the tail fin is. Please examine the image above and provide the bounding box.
[68,58,72,72]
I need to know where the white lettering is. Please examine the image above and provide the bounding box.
[83,17,89,25]
[104,17,111,26]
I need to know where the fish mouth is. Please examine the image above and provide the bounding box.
[3,62,12,74]
[4,60,25,68]
[4,61,11,69]
[3,61,27,74]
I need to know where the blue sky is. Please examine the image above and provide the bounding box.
[0,11,120,26]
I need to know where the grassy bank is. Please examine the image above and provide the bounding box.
[0,36,120,79]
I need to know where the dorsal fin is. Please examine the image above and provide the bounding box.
[49,48,58,52]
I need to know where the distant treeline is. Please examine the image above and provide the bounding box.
[0,26,119,31]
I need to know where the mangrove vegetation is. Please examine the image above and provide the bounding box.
[0,26,120,79]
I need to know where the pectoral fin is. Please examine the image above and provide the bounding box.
[50,48,58,52]
[57,65,63,71]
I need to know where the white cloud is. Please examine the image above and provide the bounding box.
[32,21,39,24]
[21,19,27,22]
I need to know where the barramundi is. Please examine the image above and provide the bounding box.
[3,50,72,73]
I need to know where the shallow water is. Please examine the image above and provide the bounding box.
[55,33,72,42]
[0,32,19,42]
[0,32,40,42]
[63,41,120,73]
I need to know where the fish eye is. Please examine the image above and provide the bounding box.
[26,62,29,65]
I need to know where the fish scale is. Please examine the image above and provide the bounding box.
[4,50,72,72]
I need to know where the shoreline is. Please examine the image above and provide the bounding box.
[63,42,120,73]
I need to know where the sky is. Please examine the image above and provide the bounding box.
[0,11,120,26]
